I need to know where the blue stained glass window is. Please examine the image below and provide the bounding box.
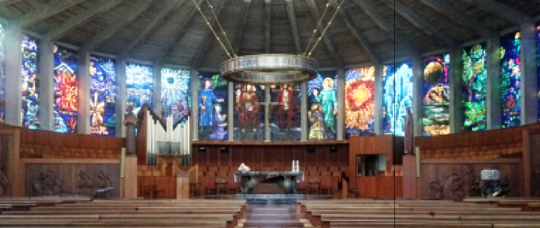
[198,72,228,141]
[0,23,5,123]
[161,67,190,124]
[53,46,78,133]
[501,32,521,128]
[462,44,487,132]
[308,71,338,140]
[344,67,376,138]
[22,35,39,129]
[90,56,116,136]
[383,62,413,136]
[126,62,153,115]
[423,54,451,136]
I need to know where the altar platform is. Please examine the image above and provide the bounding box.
[236,194,304,204]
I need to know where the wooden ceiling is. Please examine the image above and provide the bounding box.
[0,0,539,70]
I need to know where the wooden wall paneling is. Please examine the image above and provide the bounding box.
[136,112,148,165]
[523,128,532,197]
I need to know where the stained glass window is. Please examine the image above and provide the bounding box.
[308,71,338,140]
[462,44,487,132]
[0,23,5,124]
[233,83,265,141]
[22,35,39,129]
[537,25,540,121]
[344,67,376,138]
[126,62,153,115]
[90,56,116,136]
[501,32,521,128]
[383,62,413,136]
[161,67,190,124]
[198,72,227,141]
[53,47,78,133]
[270,83,301,141]
[423,54,451,136]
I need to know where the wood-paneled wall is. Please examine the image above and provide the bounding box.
[191,141,349,170]
[357,176,403,199]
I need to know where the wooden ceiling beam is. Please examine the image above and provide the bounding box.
[82,0,153,52]
[285,0,302,54]
[155,0,203,64]
[14,0,86,28]
[462,0,533,25]
[331,0,379,64]
[419,0,496,38]
[0,0,22,7]
[232,0,251,55]
[383,0,457,48]
[117,0,187,59]
[45,0,124,41]
[305,0,343,67]
[191,0,227,69]
[265,0,272,53]
[352,0,392,33]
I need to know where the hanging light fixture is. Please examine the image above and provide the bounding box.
[192,0,344,84]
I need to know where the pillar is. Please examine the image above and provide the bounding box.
[486,37,502,129]
[228,81,234,141]
[190,69,199,141]
[301,81,307,141]
[153,64,162,117]
[449,48,462,133]
[116,59,127,137]
[374,64,384,135]
[412,56,423,136]
[4,24,22,126]
[264,87,271,142]
[77,49,90,134]
[38,39,54,130]
[336,68,345,140]
[520,23,538,125]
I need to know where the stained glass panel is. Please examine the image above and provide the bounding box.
[462,44,487,132]
[423,54,450,136]
[53,47,78,133]
[270,84,301,141]
[308,71,338,140]
[501,32,521,128]
[0,23,5,124]
[198,72,227,141]
[537,25,540,121]
[22,35,39,129]
[126,62,153,115]
[233,83,265,141]
[383,62,413,136]
[90,56,116,136]
[161,67,190,124]
[344,67,376,138]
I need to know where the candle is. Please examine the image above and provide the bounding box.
[120,148,126,178]
[415,147,421,178]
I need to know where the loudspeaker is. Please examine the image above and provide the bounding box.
[199,146,206,152]
[330,146,337,152]
[220,147,228,153]
[307,146,315,153]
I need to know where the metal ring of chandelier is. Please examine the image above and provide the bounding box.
[220,54,319,84]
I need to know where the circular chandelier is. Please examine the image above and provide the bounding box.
[220,54,318,84]
[193,0,344,84]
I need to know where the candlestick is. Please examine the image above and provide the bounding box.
[120,148,126,178]
[415,147,421,178]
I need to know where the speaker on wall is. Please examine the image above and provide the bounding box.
[199,146,206,152]
[220,147,228,153]
[307,146,315,153]
[330,146,337,152]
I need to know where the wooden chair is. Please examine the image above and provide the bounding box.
[308,178,321,195]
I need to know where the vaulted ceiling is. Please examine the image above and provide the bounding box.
[0,0,539,70]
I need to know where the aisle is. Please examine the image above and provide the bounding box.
[236,205,314,228]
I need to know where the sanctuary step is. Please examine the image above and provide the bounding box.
[238,205,313,228]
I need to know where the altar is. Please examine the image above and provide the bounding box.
[234,171,304,194]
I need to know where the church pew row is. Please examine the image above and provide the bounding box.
[0,199,245,228]
[299,200,540,228]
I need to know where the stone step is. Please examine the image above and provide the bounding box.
[247,214,297,219]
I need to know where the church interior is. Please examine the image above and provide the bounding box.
[1,0,540,227]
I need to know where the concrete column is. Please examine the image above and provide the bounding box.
[373,64,384,135]
[77,49,90,134]
[38,39,54,131]
[153,64,162,116]
[264,87,271,142]
[412,56,423,136]
[337,68,345,140]
[301,81,307,141]
[449,48,463,133]
[4,24,22,126]
[520,23,538,125]
[486,37,502,130]
[190,69,199,141]
[228,81,233,141]
[116,59,127,137]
